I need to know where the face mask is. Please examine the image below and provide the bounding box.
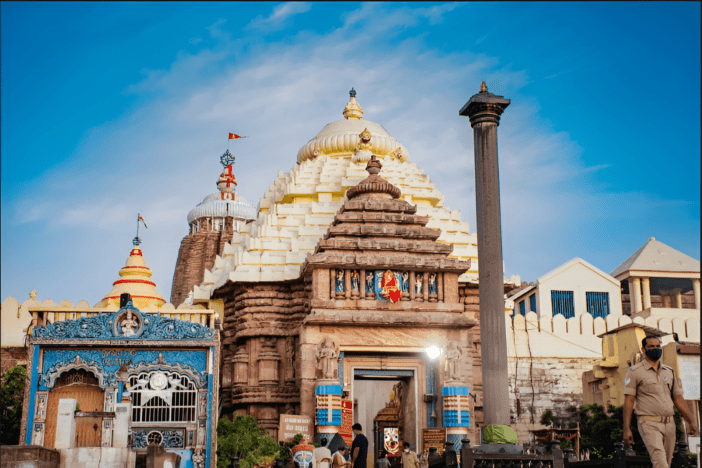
[404,449,409,453]
[645,348,663,360]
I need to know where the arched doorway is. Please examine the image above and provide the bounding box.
[44,369,104,448]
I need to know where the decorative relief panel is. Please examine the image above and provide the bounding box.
[132,428,185,448]
[33,303,215,341]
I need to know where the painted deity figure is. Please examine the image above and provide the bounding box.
[317,338,338,380]
[444,341,462,380]
[351,270,360,291]
[380,270,401,303]
[366,271,374,293]
[192,448,205,468]
[415,275,423,295]
[428,273,437,294]
[401,272,409,293]
[120,310,138,336]
[335,270,345,293]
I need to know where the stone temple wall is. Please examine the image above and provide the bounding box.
[171,223,236,307]
[218,280,310,441]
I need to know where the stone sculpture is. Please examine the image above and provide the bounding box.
[444,341,462,381]
[316,338,338,380]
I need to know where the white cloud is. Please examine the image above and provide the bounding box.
[247,2,312,31]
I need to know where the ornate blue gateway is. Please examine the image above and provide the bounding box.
[32,301,215,341]
[23,299,219,468]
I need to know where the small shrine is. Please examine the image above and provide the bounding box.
[20,238,221,468]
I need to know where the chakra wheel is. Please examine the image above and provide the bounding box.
[147,431,163,446]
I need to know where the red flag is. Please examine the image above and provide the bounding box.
[138,213,147,229]
[228,133,246,139]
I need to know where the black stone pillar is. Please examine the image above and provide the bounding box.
[459,81,510,426]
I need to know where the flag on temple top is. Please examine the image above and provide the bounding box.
[138,213,147,228]
[228,133,247,139]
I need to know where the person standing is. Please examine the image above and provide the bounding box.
[333,446,352,468]
[623,336,699,468]
[315,438,333,468]
[351,423,369,468]
[400,442,419,468]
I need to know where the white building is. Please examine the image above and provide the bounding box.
[508,257,623,319]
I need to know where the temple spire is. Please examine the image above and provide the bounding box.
[343,88,363,120]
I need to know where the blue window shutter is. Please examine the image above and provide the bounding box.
[586,292,610,318]
[529,294,537,313]
[519,301,526,315]
[551,290,574,318]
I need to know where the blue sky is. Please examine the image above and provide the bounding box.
[2,2,700,305]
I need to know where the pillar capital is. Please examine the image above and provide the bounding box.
[459,82,510,126]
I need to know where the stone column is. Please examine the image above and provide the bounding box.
[673,289,683,308]
[641,278,651,310]
[630,278,642,314]
[113,402,131,448]
[459,81,510,426]
[693,279,700,310]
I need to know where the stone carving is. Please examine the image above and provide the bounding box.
[335,269,345,295]
[133,429,185,448]
[192,448,205,468]
[401,272,410,293]
[30,289,38,300]
[444,341,462,381]
[316,338,338,380]
[33,423,43,446]
[120,309,140,336]
[351,270,360,295]
[429,273,437,294]
[40,354,116,390]
[285,338,296,382]
[415,274,423,301]
[365,271,374,296]
[33,302,215,341]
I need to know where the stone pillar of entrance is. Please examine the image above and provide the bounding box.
[442,386,470,452]
[54,399,77,449]
[459,81,510,426]
[641,277,651,310]
[315,381,342,445]
[693,279,701,310]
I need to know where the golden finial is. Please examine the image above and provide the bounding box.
[480,81,488,93]
[343,88,364,120]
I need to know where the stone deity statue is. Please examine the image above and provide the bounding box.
[351,270,360,291]
[366,271,374,293]
[120,310,138,336]
[335,270,345,293]
[415,275,423,294]
[401,272,409,292]
[428,273,437,294]
[316,338,338,380]
[444,341,462,381]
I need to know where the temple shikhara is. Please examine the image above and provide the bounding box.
[1,88,699,468]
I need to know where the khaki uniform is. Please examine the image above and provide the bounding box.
[624,359,683,468]
[401,450,419,468]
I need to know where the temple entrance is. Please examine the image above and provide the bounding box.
[353,370,417,468]
[44,369,104,448]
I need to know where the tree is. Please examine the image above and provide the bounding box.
[577,404,646,459]
[216,415,281,468]
[0,366,27,445]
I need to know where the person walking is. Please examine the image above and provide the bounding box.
[315,438,333,468]
[400,442,419,468]
[351,424,369,468]
[623,335,699,468]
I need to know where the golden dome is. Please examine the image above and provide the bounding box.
[97,243,166,309]
[296,90,408,164]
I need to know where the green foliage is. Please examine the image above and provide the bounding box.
[540,409,556,427]
[216,415,281,468]
[280,433,306,461]
[0,366,27,445]
[577,404,646,460]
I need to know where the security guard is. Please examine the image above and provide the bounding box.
[623,336,699,468]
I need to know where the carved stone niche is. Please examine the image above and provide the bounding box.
[232,345,249,385]
[258,337,281,385]
[284,337,296,384]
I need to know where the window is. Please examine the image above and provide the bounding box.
[551,290,574,318]
[529,294,537,314]
[519,300,526,316]
[129,371,197,423]
[586,292,610,318]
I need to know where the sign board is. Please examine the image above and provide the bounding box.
[422,428,446,455]
[279,414,313,442]
[339,400,353,447]
[678,355,700,400]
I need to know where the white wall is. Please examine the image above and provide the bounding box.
[536,261,622,319]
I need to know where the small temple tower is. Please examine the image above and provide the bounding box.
[171,150,256,307]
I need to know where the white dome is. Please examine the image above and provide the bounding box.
[187,193,257,225]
